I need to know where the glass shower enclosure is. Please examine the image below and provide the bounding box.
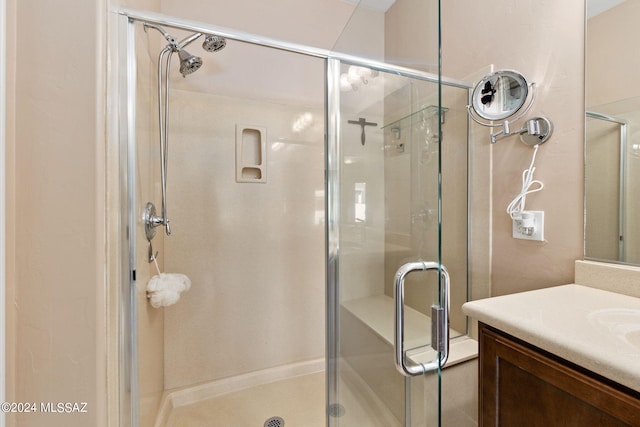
[116,8,469,427]
[326,58,469,426]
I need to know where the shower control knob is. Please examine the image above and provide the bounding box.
[143,202,167,240]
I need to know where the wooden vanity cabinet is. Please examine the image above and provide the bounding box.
[479,323,640,426]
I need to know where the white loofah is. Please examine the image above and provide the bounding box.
[146,273,192,308]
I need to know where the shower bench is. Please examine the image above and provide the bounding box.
[340,294,479,425]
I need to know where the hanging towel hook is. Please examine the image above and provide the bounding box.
[148,240,159,265]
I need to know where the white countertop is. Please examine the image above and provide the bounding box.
[462,284,640,392]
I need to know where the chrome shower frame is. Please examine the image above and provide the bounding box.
[116,8,470,427]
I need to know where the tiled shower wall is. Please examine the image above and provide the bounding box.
[163,89,326,389]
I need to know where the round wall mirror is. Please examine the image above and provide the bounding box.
[471,70,529,121]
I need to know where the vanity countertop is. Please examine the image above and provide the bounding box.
[462,284,640,392]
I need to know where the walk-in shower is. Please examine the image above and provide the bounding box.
[117,8,475,427]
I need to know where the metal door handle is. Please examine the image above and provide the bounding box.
[393,261,450,376]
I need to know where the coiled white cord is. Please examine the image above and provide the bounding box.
[506,144,544,219]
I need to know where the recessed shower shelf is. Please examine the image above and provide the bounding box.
[236,124,267,183]
[381,105,450,130]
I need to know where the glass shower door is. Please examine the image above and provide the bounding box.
[327,58,449,427]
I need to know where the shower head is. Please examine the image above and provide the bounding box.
[146,25,223,77]
[178,49,203,77]
[202,34,227,53]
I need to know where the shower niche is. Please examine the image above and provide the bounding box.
[236,124,267,183]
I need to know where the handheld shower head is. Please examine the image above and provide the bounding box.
[202,34,227,52]
[178,49,203,77]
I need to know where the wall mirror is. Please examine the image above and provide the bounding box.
[586,0,640,265]
[470,70,529,121]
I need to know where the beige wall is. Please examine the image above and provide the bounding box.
[7,0,107,426]
[442,0,585,296]
[159,0,356,50]
[388,0,585,298]
[5,0,15,420]
[385,0,438,71]
[7,0,162,426]
[587,1,640,107]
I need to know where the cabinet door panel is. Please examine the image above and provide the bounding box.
[479,323,640,427]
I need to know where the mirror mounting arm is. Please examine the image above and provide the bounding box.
[490,121,512,143]
[491,116,553,146]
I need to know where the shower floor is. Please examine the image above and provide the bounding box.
[163,370,400,427]
[164,372,324,427]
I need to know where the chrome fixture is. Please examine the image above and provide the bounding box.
[143,23,226,77]
[469,70,531,122]
[467,70,552,145]
[202,34,227,52]
[142,203,163,263]
[177,49,203,76]
[489,116,554,146]
[394,261,450,376]
[518,116,553,146]
[263,416,285,427]
[142,202,163,241]
[142,24,227,237]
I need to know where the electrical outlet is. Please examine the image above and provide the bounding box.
[512,211,544,241]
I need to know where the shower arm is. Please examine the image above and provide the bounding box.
[177,32,203,50]
[143,23,203,52]
[143,23,179,50]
